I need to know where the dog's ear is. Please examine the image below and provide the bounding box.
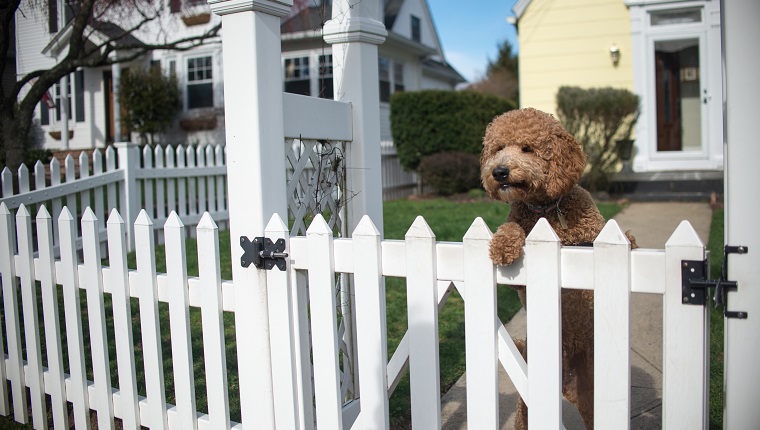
[545,130,587,198]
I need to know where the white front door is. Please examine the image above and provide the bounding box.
[627,1,723,172]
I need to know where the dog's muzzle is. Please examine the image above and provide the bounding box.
[492,166,510,185]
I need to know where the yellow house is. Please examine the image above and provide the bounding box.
[514,0,724,175]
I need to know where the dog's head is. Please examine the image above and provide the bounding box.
[480,108,586,204]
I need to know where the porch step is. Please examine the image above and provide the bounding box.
[609,170,723,201]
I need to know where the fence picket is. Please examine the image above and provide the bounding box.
[196,146,207,214]
[143,146,155,220]
[292,269,315,430]
[82,207,115,430]
[215,145,225,219]
[265,214,301,429]
[154,146,167,223]
[593,220,632,428]
[165,147,177,221]
[352,216,389,430]
[36,207,68,428]
[135,210,169,429]
[65,155,78,222]
[16,205,47,428]
[405,216,441,429]
[106,146,118,215]
[79,152,92,212]
[164,212,198,429]
[34,161,46,225]
[197,213,231,429]
[186,146,197,217]
[204,145,215,213]
[107,209,141,429]
[463,218,499,429]
[307,214,344,429]
[1,167,11,197]
[664,221,708,428]
[0,203,23,421]
[176,147,188,217]
[525,218,562,428]
[92,150,105,233]
[58,207,91,429]
[18,164,29,195]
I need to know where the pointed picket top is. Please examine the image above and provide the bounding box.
[64,154,75,168]
[135,210,153,227]
[306,213,331,236]
[107,208,124,225]
[34,160,45,173]
[264,213,288,235]
[58,206,74,222]
[197,212,218,231]
[81,207,97,223]
[665,220,704,248]
[464,217,493,241]
[17,162,28,176]
[352,215,380,237]
[405,215,435,240]
[525,217,560,243]
[79,151,89,167]
[164,211,184,229]
[36,205,52,221]
[0,202,9,215]
[16,203,30,218]
[594,219,630,246]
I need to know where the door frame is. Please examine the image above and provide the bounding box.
[626,0,724,172]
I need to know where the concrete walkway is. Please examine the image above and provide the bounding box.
[440,202,714,429]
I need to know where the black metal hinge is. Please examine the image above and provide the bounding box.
[240,236,289,271]
[682,245,748,319]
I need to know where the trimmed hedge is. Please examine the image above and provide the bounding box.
[418,151,481,196]
[390,90,515,171]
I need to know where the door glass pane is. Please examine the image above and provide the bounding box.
[654,38,701,152]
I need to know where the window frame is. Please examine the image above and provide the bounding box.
[186,54,215,109]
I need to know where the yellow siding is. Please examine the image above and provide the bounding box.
[518,0,633,115]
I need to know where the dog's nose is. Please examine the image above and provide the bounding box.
[492,166,509,183]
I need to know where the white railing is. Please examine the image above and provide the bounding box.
[381,140,417,201]
[0,204,708,429]
[0,142,228,253]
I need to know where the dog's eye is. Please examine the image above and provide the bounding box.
[521,145,533,153]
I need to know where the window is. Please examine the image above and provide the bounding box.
[411,15,421,42]
[284,56,311,96]
[40,70,84,125]
[393,62,404,93]
[650,8,702,26]
[379,57,404,103]
[187,56,213,109]
[317,54,334,99]
[379,57,391,102]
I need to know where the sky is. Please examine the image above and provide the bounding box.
[426,0,519,83]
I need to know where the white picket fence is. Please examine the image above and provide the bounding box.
[0,142,228,253]
[0,199,708,429]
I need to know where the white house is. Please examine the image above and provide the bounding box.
[14,0,464,151]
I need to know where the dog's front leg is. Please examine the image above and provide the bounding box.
[489,221,526,266]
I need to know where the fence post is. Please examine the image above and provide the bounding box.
[115,141,139,251]
[208,1,292,428]
[323,0,387,236]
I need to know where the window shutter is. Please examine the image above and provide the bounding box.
[40,103,50,126]
[75,70,85,122]
[170,0,181,13]
[48,0,58,33]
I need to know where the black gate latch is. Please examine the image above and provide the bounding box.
[240,236,288,271]
[682,245,748,319]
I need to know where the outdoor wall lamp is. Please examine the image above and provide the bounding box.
[610,45,621,66]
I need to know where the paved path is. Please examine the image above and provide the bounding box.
[439,202,714,429]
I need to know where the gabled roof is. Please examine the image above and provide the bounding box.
[41,19,145,58]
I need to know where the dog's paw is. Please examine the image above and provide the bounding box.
[489,222,526,266]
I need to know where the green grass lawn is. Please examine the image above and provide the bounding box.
[3,198,729,430]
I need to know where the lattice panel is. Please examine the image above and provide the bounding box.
[285,139,347,237]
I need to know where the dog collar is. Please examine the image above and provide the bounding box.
[525,195,564,216]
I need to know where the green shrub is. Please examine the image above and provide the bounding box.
[390,90,514,171]
[418,151,481,196]
[120,67,182,145]
[556,86,639,192]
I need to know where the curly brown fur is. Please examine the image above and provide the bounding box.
[481,108,637,430]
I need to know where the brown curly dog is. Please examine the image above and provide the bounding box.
[480,108,636,430]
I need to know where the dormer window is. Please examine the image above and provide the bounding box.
[411,15,421,42]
